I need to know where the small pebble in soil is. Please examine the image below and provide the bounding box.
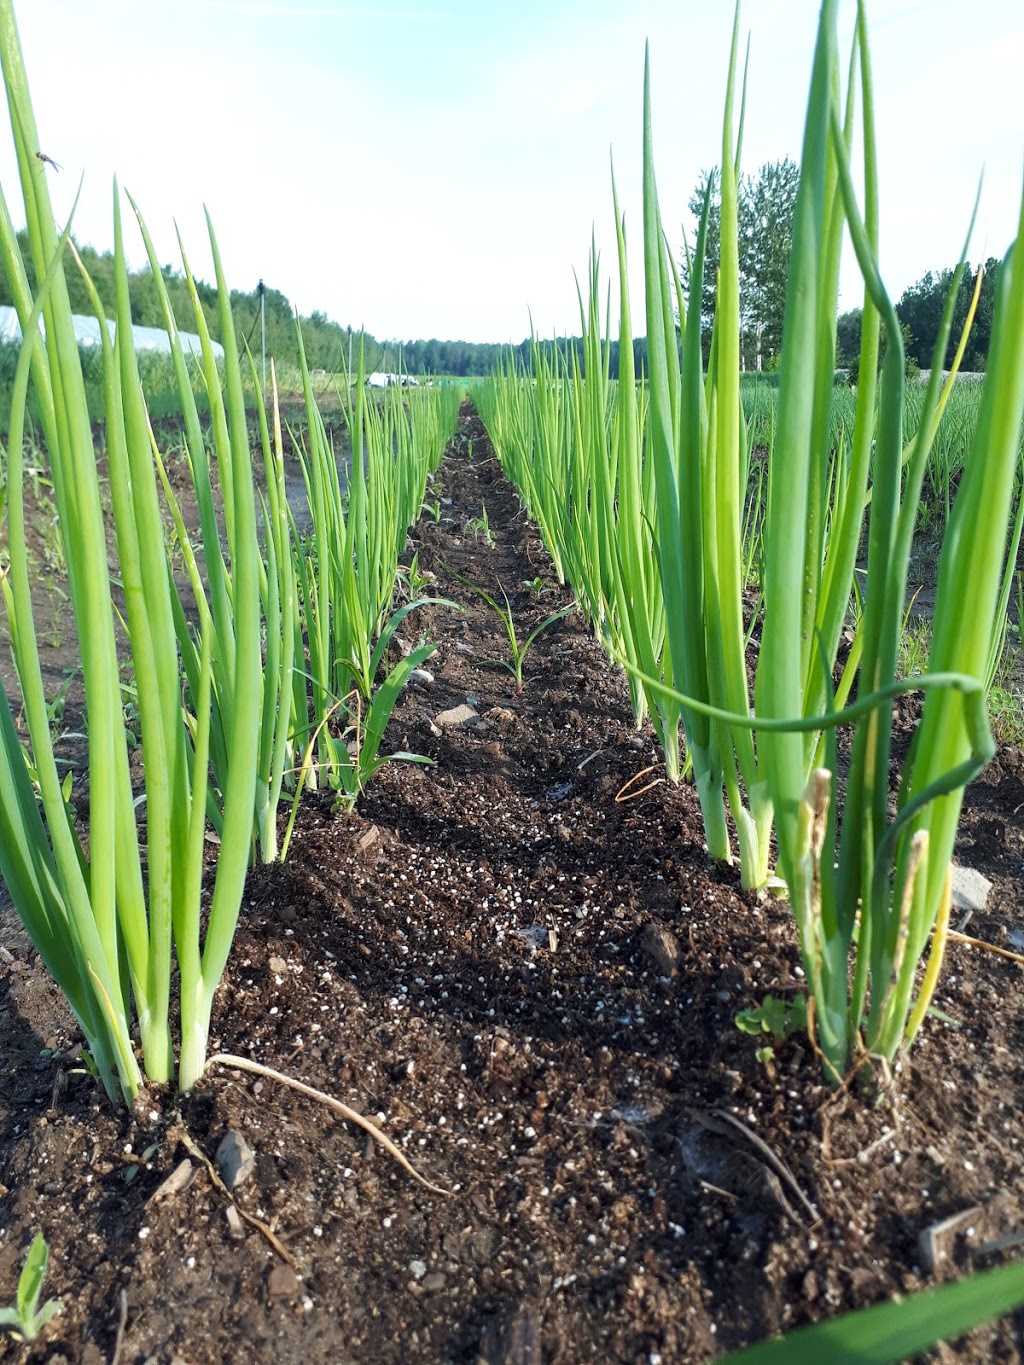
[266,1263,301,1300]
[215,1131,256,1190]
[434,702,479,728]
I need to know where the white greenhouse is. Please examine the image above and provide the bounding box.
[0,304,223,359]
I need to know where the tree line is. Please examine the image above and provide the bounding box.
[836,260,1000,375]
[0,207,1000,382]
[0,231,518,377]
[682,158,1001,375]
[0,232,638,379]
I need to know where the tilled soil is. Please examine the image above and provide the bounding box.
[1,404,1023,1363]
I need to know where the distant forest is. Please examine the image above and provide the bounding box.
[0,231,1000,380]
[0,231,577,377]
[837,257,1001,376]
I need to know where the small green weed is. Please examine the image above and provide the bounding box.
[442,563,574,694]
[396,551,433,602]
[895,598,930,681]
[522,576,554,599]
[988,679,1024,747]
[464,503,495,547]
[735,994,807,1065]
[0,1234,63,1344]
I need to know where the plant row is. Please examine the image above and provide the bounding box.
[0,0,459,1104]
[477,0,1024,1086]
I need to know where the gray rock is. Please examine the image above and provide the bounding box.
[149,1158,194,1203]
[950,865,992,913]
[434,703,479,728]
[215,1130,256,1190]
[409,667,435,686]
[358,824,381,853]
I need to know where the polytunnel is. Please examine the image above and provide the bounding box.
[0,303,224,358]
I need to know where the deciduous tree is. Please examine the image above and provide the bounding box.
[681,157,800,369]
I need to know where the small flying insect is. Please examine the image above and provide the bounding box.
[35,151,61,171]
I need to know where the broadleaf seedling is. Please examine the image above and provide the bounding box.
[735,993,808,1066]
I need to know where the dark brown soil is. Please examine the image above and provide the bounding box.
[1,405,1023,1363]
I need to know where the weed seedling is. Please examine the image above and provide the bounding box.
[396,551,433,602]
[464,503,495,547]
[0,1234,63,1344]
[443,564,574,693]
[735,994,807,1066]
[523,575,554,599]
[45,669,76,733]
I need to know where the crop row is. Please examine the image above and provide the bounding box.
[477,1,1024,1093]
[0,2,459,1104]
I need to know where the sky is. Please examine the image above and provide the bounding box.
[0,0,1021,345]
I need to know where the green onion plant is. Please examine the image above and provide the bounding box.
[289,339,458,793]
[481,0,1024,1079]
[0,0,261,1099]
[721,1255,1024,1363]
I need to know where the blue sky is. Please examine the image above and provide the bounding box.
[1,0,1021,344]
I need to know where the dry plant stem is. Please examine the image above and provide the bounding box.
[171,1122,299,1269]
[110,1288,128,1365]
[207,1054,454,1197]
[699,1180,740,1203]
[700,1107,819,1226]
[826,1127,898,1168]
[945,929,1024,967]
[614,766,665,803]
